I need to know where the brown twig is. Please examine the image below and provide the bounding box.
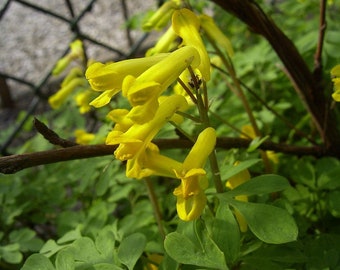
[33,118,77,147]
[0,144,117,174]
[313,0,327,81]
[0,138,327,175]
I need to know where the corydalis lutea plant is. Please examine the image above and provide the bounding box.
[21,1,304,269]
[84,6,227,221]
[45,4,297,242]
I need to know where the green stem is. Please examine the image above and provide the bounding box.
[144,178,166,239]
[208,38,272,172]
[209,150,224,193]
[177,77,197,104]
[187,66,224,193]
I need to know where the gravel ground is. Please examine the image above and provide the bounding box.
[0,0,158,137]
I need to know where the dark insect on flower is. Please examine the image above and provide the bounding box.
[188,75,202,89]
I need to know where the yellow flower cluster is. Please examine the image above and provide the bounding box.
[49,40,95,114]
[82,3,233,221]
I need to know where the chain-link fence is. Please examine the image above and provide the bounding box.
[0,0,161,155]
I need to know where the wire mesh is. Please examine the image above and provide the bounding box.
[0,0,160,156]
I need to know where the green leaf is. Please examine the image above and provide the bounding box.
[21,254,55,270]
[9,228,35,243]
[291,160,315,188]
[117,233,146,270]
[93,263,124,270]
[159,254,179,270]
[96,164,116,196]
[210,204,240,264]
[67,237,104,263]
[229,200,298,244]
[221,159,261,180]
[95,227,116,259]
[118,211,154,237]
[318,167,340,190]
[5,229,43,258]
[57,226,82,244]
[224,174,290,198]
[55,250,75,270]
[327,191,340,217]
[164,232,228,270]
[0,244,22,264]
[40,240,68,258]
[247,136,270,152]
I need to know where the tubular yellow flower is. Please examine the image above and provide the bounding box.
[126,97,160,124]
[122,46,199,123]
[142,0,181,31]
[70,40,84,57]
[85,53,169,92]
[146,26,178,56]
[144,253,163,270]
[331,65,340,102]
[52,57,72,76]
[60,67,84,87]
[48,77,88,109]
[226,161,251,232]
[75,89,94,114]
[89,89,118,108]
[126,143,182,179]
[52,39,84,75]
[74,129,95,145]
[173,127,216,221]
[241,124,257,139]
[199,14,234,58]
[107,109,134,133]
[106,95,188,161]
[172,8,211,81]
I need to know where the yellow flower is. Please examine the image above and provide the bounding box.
[144,253,163,270]
[266,150,279,165]
[172,8,210,81]
[74,129,95,145]
[146,26,178,56]
[122,46,199,123]
[240,124,257,139]
[199,14,234,58]
[226,161,251,232]
[106,95,188,161]
[69,39,84,60]
[142,0,181,31]
[173,127,216,221]
[107,109,134,133]
[60,67,84,87]
[48,77,88,109]
[52,40,84,75]
[85,53,169,92]
[75,89,94,114]
[331,65,340,102]
[89,89,118,108]
[126,143,182,179]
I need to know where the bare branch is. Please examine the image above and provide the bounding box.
[33,118,77,147]
[0,138,327,175]
[313,0,327,79]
